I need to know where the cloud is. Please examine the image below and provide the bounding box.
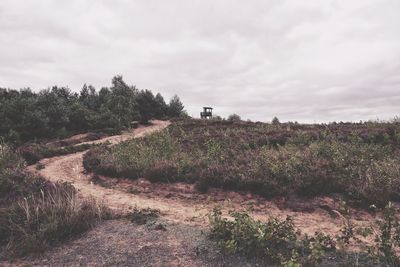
[0,0,399,122]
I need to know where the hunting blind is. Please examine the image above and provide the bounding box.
[200,107,213,119]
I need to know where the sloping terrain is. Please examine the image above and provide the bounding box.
[5,120,381,266]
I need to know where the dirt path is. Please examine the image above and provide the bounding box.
[28,120,208,223]
[28,120,373,236]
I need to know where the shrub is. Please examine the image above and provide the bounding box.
[227,114,241,122]
[372,202,400,265]
[18,143,97,165]
[0,142,29,198]
[129,207,160,225]
[35,162,45,170]
[17,144,43,165]
[83,145,109,172]
[334,201,400,266]
[210,205,400,266]
[144,160,178,183]
[209,208,334,265]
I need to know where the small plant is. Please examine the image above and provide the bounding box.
[369,202,400,265]
[334,201,400,266]
[205,139,224,162]
[90,174,111,188]
[129,207,160,225]
[35,162,45,170]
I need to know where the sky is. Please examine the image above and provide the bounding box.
[0,0,399,123]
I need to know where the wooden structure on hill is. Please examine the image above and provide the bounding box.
[200,107,213,119]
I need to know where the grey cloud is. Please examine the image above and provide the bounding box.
[0,0,400,122]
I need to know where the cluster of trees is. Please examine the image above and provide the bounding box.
[0,76,185,143]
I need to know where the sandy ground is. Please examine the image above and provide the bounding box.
[6,119,377,266]
[7,218,277,267]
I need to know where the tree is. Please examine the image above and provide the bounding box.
[98,87,111,107]
[154,93,168,119]
[68,102,91,131]
[168,95,184,117]
[272,117,280,125]
[137,89,156,124]
[37,87,70,133]
[106,76,140,127]
[80,84,99,111]
[0,76,184,142]
[228,114,241,122]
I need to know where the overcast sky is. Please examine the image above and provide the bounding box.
[1,0,399,122]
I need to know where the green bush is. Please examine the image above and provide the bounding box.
[82,145,110,173]
[334,202,400,266]
[209,204,400,266]
[18,142,97,165]
[209,208,334,265]
[144,160,178,183]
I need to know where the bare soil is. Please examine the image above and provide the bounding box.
[7,218,275,267]
[5,120,377,266]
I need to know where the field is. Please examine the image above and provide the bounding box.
[84,118,400,206]
[2,119,400,266]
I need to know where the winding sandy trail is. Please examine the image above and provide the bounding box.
[28,120,374,235]
[28,120,212,224]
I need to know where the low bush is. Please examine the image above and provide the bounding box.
[209,208,335,265]
[144,160,178,183]
[129,207,160,225]
[18,143,96,165]
[0,142,49,201]
[333,201,400,266]
[209,204,400,266]
[83,145,110,173]
[84,119,400,206]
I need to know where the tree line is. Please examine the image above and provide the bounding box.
[0,76,185,143]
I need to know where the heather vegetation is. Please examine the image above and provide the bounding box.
[18,142,98,165]
[0,142,110,258]
[84,118,400,206]
[0,75,185,144]
[209,204,400,266]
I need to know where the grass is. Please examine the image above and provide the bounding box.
[0,142,111,258]
[84,118,400,207]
